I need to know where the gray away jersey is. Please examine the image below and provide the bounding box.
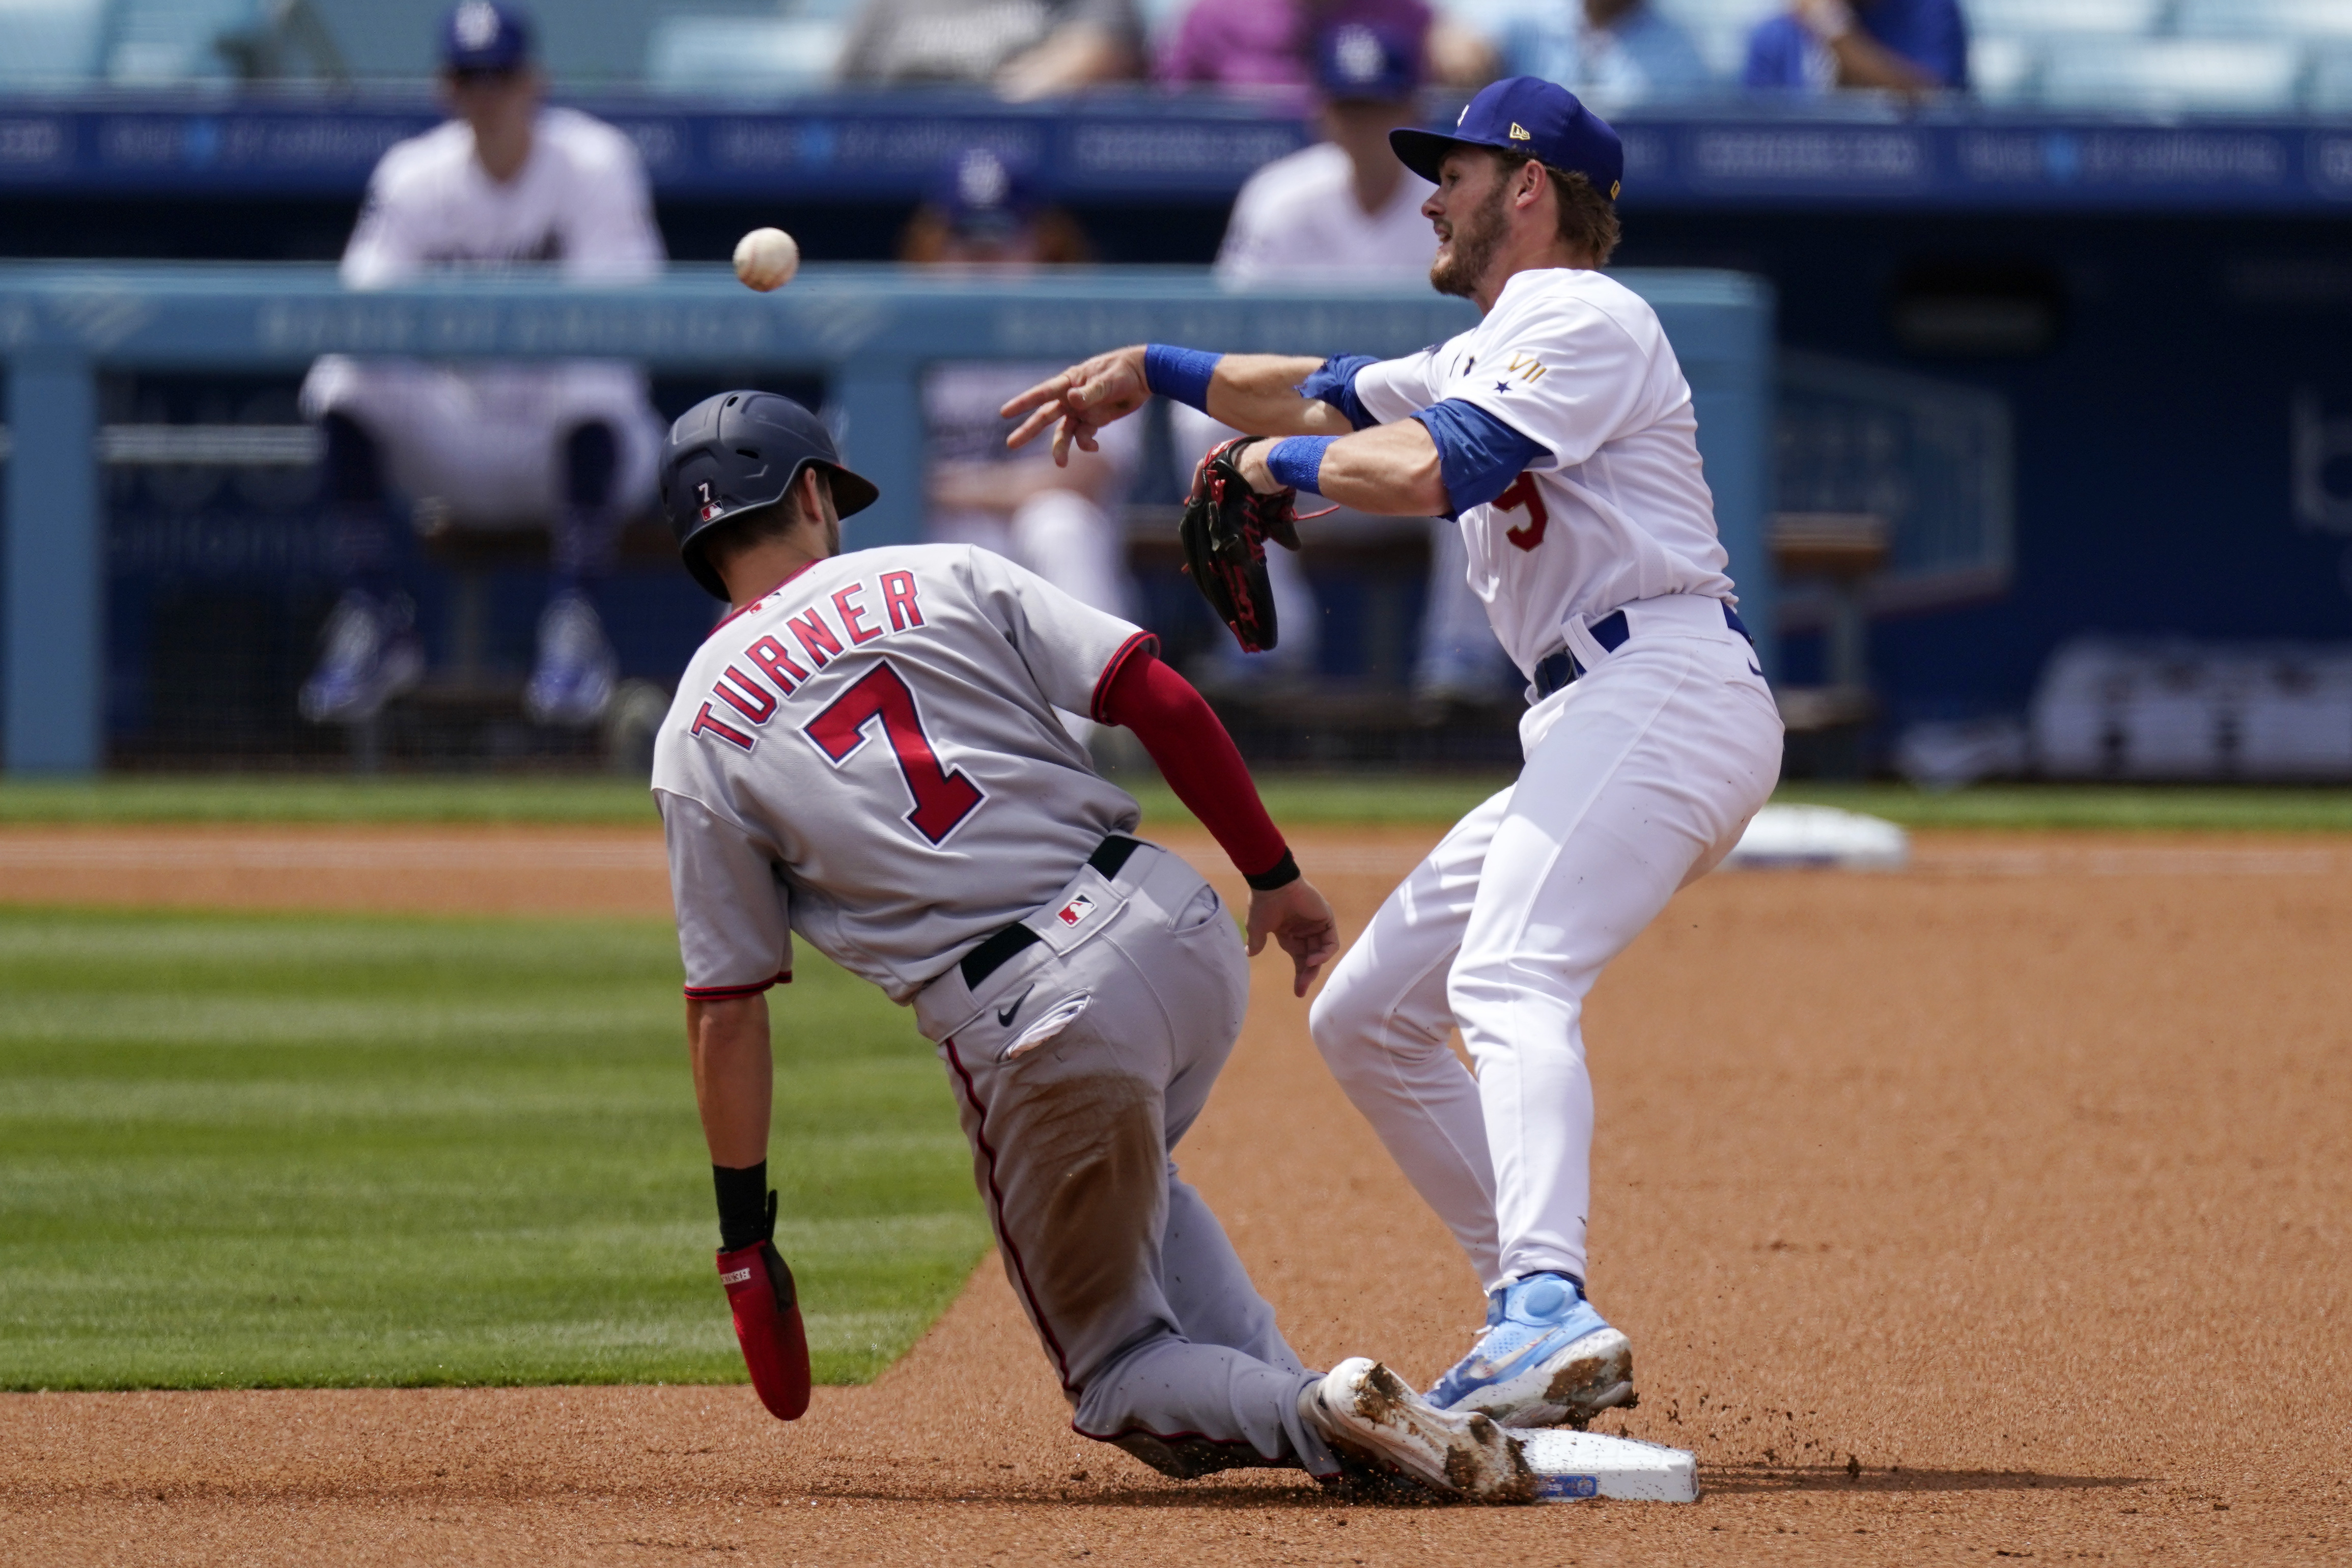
[652,544,1154,1004]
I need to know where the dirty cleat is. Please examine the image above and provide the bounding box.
[299,590,424,724]
[1301,1358,1537,1504]
[525,591,618,726]
[1425,1272,1635,1430]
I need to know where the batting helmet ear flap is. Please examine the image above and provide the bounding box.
[660,390,880,600]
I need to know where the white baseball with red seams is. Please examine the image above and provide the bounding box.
[1309,265,1784,1297]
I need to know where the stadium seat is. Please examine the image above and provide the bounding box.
[2035,36,2306,111]
[1650,0,1775,81]
[103,0,266,83]
[1968,35,2040,104]
[1961,0,2165,38]
[2310,48,2352,111]
[0,0,108,86]
[2175,0,2352,42]
[645,14,848,95]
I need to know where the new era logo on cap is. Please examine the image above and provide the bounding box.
[1510,122,1531,141]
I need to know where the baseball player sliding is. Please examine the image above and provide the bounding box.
[650,391,1542,1502]
[1005,78,1784,1433]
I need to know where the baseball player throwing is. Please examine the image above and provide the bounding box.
[651,390,1541,1502]
[1004,77,1784,1432]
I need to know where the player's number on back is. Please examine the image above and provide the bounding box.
[803,662,985,846]
[1497,472,1549,552]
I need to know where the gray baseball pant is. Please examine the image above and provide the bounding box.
[913,841,1339,1481]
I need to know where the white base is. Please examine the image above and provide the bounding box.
[1722,803,1910,871]
[1513,1427,1700,1502]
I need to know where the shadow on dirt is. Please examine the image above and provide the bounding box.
[1704,1464,2152,1496]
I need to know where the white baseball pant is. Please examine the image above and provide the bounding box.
[301,356,663,526]
[1308,595,1784,1291]
[913,842,1339,1480]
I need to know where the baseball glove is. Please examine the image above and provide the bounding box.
[1180,436,1303,654]
[716,1191,810,1421]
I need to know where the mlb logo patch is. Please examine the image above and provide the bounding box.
[700,503,721,522]
[1055,893,1097,928]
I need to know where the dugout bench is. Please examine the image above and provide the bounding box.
[0,263,1774,776]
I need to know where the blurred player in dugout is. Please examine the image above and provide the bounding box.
[907,148,1142,741]
[1180,22,1516,705]
[298,1,666,730]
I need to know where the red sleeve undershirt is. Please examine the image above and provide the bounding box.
[1095,649,1290,883]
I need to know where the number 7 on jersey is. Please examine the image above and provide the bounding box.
[803,661,986,845]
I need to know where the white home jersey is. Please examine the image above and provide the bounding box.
[341,107,663,287]
[1216,143,1436,286]
[652,544,1154,1004]
[1352,267,1734,676]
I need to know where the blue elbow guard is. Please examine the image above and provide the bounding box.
[1295,354,1382,431]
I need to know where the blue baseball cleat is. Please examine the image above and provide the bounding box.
[1425,1272,1636,1430]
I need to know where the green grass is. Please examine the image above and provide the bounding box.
[0,908,988,1391]
[10,772,2352,832]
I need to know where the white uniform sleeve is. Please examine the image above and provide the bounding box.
[1440,290,1658,470]
[657,789,794,998]
[1213,171,1287,286]
[340,159,425,290]
[559,123,666,282]
[1352,343,1450,425]
[961,547,1155,718]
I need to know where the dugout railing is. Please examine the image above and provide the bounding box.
[0,263,1773,776]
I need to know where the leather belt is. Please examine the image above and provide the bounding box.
[1530,602,1753,701]
[958,834,1143,990]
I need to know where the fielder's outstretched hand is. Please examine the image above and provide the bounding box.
[1248,877,1340,998]
[1000,346,1152,467]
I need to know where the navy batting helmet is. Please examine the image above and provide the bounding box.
[660,390,879,600]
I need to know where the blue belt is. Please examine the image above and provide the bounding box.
[1531,602,1752,701]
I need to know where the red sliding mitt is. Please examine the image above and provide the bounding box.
[716,1194,810,1420]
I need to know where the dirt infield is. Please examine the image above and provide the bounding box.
[3,825,2347,1564]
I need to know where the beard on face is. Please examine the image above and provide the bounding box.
[1429,175,1510,298]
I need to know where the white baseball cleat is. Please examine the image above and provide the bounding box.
[1300,1357,1538,1504]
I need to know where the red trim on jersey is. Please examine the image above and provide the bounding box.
[1088,630,1160,723]
[944,1035,1077,1393]
[704,559,823,641]
[682,970,791,1000]
[1097,650,1289,884]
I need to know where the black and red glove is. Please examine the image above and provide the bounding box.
[1180,436,1303,654]
[716,1192,810,1421]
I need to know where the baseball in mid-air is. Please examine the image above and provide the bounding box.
[733,227,800,292]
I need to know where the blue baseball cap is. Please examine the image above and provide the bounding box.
[1390,76,1623,202]
[929,148,1042,240]
[441,0,533,73]
[1316,23,1420,103]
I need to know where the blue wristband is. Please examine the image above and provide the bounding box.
[1265,435,1336,496]
[1142,344,1222,413]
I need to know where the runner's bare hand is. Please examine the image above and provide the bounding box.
[1247,877,1340,998]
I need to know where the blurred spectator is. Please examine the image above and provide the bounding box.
[1490,0,1710,100]
[1742,0,1967,93]
[1179,24,1517,704]
[905,150,1141,738]
[298,1,665,730]
[1158,0,1493,92]
[838,0,1143,98]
